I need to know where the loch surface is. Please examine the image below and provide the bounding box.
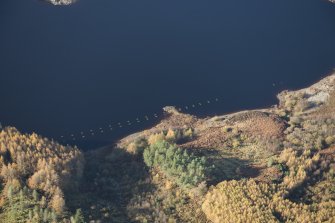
[0,0,335,147]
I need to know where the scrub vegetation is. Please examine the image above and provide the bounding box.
[0,74,335,222]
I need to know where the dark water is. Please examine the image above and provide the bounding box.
[0,0,335,148]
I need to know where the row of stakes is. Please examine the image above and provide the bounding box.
[60,98,220,142]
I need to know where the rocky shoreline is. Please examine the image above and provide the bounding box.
[119,73,335,148]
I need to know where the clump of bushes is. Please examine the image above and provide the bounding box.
[202,179,277,223]
[280,92,312,116]
[202,144,335,223]
[126,128,195,156]
[284,117,335,151]
[126,137,148,155]
[278,148,320,190]
[148,128,194,146]
[325,136,335,146]
[143,140,207,188]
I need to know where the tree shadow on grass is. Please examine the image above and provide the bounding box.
[191,148,260,186]
[67,147,152,223]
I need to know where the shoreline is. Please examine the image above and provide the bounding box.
[116,72,335,149]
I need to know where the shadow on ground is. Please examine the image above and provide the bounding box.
[67,147,151,222]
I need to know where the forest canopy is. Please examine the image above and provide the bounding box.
[0,127,84,223]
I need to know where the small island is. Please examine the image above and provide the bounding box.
[45,0,77,6]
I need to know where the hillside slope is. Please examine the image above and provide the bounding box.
[0,73,334,222]
[0,127,84,222]
[111,73,335,222]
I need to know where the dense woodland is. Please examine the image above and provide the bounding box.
[0,127,85,222]
[0,77,335,222]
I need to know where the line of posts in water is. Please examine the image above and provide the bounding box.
[59,98,220,142]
